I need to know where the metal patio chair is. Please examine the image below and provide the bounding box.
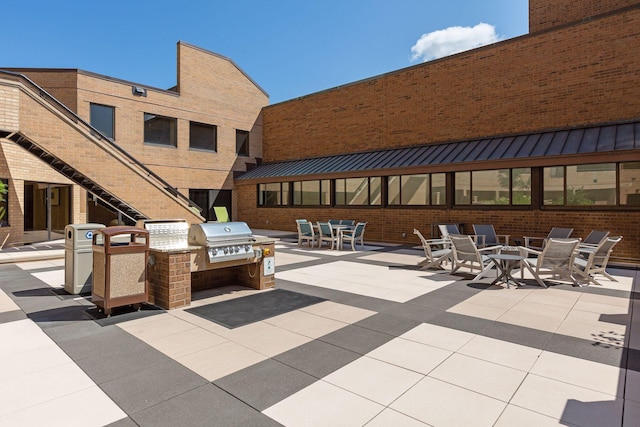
[413,228,451,270]
[340,222,367,250]
[573,236,622,286]
[296,221,317,247]
[449,234,502,281]
[523,227,574,250]
[317,221,339,249]
[472,224,510,247]
[520,238,581,288]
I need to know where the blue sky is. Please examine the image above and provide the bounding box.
[2,1,528,104]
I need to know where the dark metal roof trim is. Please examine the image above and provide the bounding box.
[237,120,640,180]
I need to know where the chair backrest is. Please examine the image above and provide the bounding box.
[547,227,573,239]
[340,220,355,226]
[592,236,622,267]
[473,224,498,245]
[213,206,230,222]
[298,221,313,236]
[328,219,340,225]
[295,219,308,224]
[449,234,480,263]
[539,238,580,269]
[414,228,434,257]
[583,230,610,246]
[438,224,460,238]
[353,222,366,237]
[317,222,333,237]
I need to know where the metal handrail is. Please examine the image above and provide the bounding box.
[0,69,203,215]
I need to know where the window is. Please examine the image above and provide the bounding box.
[236,130,249,156]
[90,103,115,140]
[0,178,7,226]
[454,172,471,205]
[431,173,446,205]
[335,177,381,206]
[455,168,531,206]
[620,162,640,206]
[389,174,446,206]
[144,113,177,146]
[511,168,532,205]
[258,183,288,206]
[189,189,231,221]
[190,122,217,151]
[544,163,616,206]
[292,180,330,205]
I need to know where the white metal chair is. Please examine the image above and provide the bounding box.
[340,222,367,250]
[472,224,510,247]
[573,236,622,286]
[520,238,581,288]
[449,234,501,281]
[296,221,317,247]
[524,227,573,250]
[413,229,451,270]
[317,221,339,249]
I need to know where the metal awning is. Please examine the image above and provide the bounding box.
[237,120,640,180]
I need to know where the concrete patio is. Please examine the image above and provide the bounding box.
[0,230,639,426]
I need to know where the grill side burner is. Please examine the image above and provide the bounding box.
[135,219,189,250]
[188,222,258,263]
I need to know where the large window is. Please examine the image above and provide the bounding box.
[0,178,7,226]
[236,130,250,156]
[258,183,288,206]
[620,162,640,206]
[144,113,177,147]
[544,163,617,206]
[190,122,217,151]
[90,103,115,140]
[388,173,446,206]
[456,168,531,206]
[335,177,381,206]
[292,180,330,205]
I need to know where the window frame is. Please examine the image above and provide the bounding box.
[258,182,289,207]
[334,177,382,207]
[189,121,217,152]
[236,129,250,157]
[143,113,177,147]
[292,179,331,206]
[0,178,8,226]
[90,103,115,140]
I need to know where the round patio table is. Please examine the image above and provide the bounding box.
[487,253,524,289]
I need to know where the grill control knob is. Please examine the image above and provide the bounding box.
[223,247,229,255]
[210,248,217,256]
[245,245,251,252]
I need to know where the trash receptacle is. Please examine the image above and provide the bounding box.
[64,223,106,294]
[92,226,149,316]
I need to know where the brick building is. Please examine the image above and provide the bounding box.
[0,42,268,245]
[235,0,640,263]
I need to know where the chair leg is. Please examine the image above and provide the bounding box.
[601,271,618,282]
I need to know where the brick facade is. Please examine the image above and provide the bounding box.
[529,0,640,33]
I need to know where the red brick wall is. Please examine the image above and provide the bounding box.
[262,6,640,162]
[529,0,639,33]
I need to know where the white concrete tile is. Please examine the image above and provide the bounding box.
[263,380,384,427]
[0,319,51,357]
[324,356,423,405]
[117,312,197,342]
[530,351,626,397]
[573,300,630,315]
[227,321,312,357]
[447,300,509,320]
[457,335,542,372]
[496,309,564,333]
[0,289,19,313]
[366,337,452,375]
[175,341,267,381]
[428,353,527,402]
[275,252,319,267]
[300,300,376,324]
[0,339,72,383]
[390,377,506,427]
[521,288,580,308]
[31,269,65,288]
[365,408,430,427]
[146,327,229,359]
[494,404,565,426]
[511,375,623,427]
[263,309,348,338]
[401,323,475,351]
[579,292,631,308]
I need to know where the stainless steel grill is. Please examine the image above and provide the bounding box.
[189,222,257,262]
[136,219,189,250]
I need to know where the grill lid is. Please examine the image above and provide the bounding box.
[189,222,254,246]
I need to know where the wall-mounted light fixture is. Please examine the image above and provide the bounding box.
[132,85,147,97]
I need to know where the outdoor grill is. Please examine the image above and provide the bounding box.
[188,221,258,263]
[135,219,189,250]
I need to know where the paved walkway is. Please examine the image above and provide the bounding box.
[0,232,639,426]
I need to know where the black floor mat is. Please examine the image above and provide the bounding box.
[185,289,326,329]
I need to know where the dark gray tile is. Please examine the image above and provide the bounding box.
[379,303,441,323]
[43,318,106,343]
[0,309,27,324]
[545,333,626,368]
[51,324,144,361]
[274,339,361,378]
[624,348,640,372]
[74,338,171,384]
[407,289,472,311]
[214,359,317,411]
[100,358,209,415]
[353,312,421,337]
[427,312,494,335]
[26,305,95,328]
[318,324,394,354]
[131,383,281,427]
[105,417,138,427]
[479,320,553,350]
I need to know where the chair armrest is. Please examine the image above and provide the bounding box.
[523,236,546,247]
[518,246,541,257]
[497,234,510,245]
[471,235,486,247]
[478,245,502,253]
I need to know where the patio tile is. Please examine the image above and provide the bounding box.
[531,351,626,396]
[573,300,630,315]
[480,320,554,349]
[146,327,228,359]
[0,289,20,313]
[428,353,527,402]
[624,369,640,403]
[496,309,564,333]
[580,292,632,307]
[447,300,509,320]
[353,312,421,337]
[366,336,452,375]
[494,404,565,426]
[263,308,348,338]
[318,324,395,355]
[117,312,197,342]
[624,399,640,427]
[226,321,312,357]
[262,380,384,427]
[273,339,361,378]
[365,408,430,426]
[300,300,376,323]
[214,358,317,411]
[390,377,506,427]
[400,323,475,351]
[175,340,267,381]
[457,334,542,371]
[545,332,627,368]
[428,311,495,334]
[521,288,580,308]
[510,374,623,427]
[132,383,280,427]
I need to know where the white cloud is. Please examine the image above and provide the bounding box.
[410,22,500,62]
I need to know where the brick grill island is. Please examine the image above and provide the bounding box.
[138,220,276,310]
